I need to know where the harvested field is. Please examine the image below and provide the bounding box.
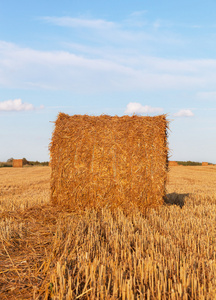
[0,166,50,212]
[1,166,216,299]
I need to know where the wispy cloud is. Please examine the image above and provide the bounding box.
[197,91,216,101]
[0,99,43,112]
[153,20,161,29]
[124,11,148,28]
[42,16,116,30]
[173,109,194,117]
[125,102,163,115]
[130,10,148,17]
[1,40,216,93]
[41,15,183,46]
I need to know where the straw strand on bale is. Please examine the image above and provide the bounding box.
[50,113,169,214]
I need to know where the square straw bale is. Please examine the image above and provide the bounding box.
[50,113,169,213]
[202,162,208,166]
[13,159,23,168]
[169,161,178,166]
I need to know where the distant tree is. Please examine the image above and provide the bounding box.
[7,158,14,163]
[22,158,29,165]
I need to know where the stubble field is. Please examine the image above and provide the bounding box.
[1,165,216,299]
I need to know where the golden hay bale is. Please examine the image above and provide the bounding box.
[202,162,208,166]
[13,159,23,168]
[50,113,169,213]
[169,161,178,166]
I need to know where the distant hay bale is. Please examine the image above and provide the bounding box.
[169,161,178,166]
[202,162,208,166]
[13,159,23,168]
[50,113,169,213]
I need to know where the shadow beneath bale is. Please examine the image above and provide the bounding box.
[164,193,190,208]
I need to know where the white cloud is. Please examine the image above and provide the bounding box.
[125,102,163,115]
[173,109,194,117]
[1,40,216,93]
[0,99,43,112]
[0,41,135,92]
[42,16,115,30]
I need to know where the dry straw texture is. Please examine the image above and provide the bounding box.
[2,166,216,299]
[202,162,208,166]
[169,161,178,166]
[13,159,23,168]
[50,113,169,213]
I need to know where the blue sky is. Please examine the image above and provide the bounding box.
[1,0,216,163]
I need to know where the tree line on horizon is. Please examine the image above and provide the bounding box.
[176,161,213,166]
[0,159,213,168]
[0,158,49,167]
